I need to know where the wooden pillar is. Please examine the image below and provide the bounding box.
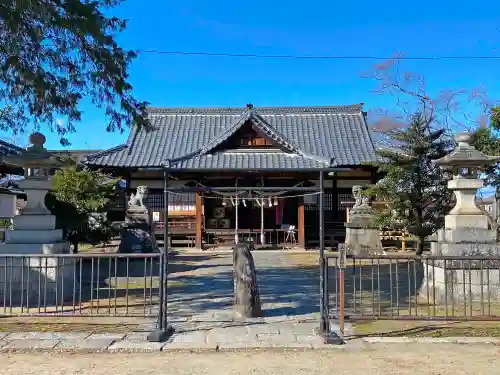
[195,192,203,249]
[260,199,265,245]
[234,196,239,244]
[298,197,305,248]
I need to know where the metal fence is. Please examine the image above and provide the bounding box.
[325,253,500,323]
[0,253,162,317]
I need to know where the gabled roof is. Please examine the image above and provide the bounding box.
[84,104,378,171]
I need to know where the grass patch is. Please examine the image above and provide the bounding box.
[0,316,144,333]
[107,278,185,289]
[352,319,500,338]
[287,251,412,268]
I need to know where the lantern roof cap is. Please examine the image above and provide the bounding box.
[433,132,500,167]
[2,132,65,168]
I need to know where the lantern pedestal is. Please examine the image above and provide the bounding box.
[345,186,383,256]
[0,133,78,306]
[419,133,500,304]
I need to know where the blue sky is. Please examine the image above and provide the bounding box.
[5,0,500,151]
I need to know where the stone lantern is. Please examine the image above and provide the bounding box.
[0,132,77,305]
[4,132,65,216]
[433,132,500,232]
[420,132,500,303]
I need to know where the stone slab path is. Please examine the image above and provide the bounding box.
[0,331,499,353]
[137,250,353,344]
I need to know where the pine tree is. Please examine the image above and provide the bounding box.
[365,112,453,255]
[0,1,149,144]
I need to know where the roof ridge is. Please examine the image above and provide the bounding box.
[164,110,331,166]
[147,104,363,115]
[250,112,329,163]
[197,110,252,155]
[83,144,128,162]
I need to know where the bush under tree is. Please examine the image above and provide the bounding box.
[45,164,120,252]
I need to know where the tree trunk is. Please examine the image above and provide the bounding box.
[416,236,425,256]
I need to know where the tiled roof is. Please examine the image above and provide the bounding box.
[84,104,377,170]
[0,140,24,174]
[172,151,329,170]
[0,139,23,155]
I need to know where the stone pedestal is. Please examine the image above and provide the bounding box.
[0,132,78,306]
[422,242,500,304]
[118,207,156,254]
[0,193,76,306]
[345,186,383,256]
[419,132,500,304]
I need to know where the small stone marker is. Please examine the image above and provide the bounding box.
[233,243,262,318]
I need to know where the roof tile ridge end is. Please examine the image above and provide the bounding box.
[84,144,128,160]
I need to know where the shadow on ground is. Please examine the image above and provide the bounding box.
[167,265,321,319]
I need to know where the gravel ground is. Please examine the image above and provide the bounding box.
[1,344,499,375]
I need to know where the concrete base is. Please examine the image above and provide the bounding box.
[13,215,56,231]
[420,227,500,304]
[4,229,63,244]
[0,215,77,306]
[445,214,490,230]
[345,226,383,256]
[438,227,497,244]
[0,254,79,305]
[118,210,155,253]
[0,241,70,255]
[420,263,500,304]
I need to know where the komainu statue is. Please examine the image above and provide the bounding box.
[233,243,262,318]
[128,186,148,209]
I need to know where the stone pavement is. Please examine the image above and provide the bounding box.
[134,250,353,347]
[0,329,499,353]
[0,321,339,352]
[143,251,329,333]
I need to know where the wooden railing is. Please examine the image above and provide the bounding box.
[154,215,201,234]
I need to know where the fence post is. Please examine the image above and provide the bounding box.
[322,244,346,345]
[147,170,174,342]
[338,244,347,340]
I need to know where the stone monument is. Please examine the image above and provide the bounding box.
[345,185,384,256]
[118,185,156,253]
[0,132,77,304]
[420,132,500,303]
[233,243,261,318]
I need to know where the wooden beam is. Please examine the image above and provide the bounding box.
[298,197,305,248]
[195,192,203,249]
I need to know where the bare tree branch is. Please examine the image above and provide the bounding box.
[362,53,497,143]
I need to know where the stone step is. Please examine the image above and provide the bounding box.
[13,215,56,231]
[4,229,63,244]
[0,241,69,254]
